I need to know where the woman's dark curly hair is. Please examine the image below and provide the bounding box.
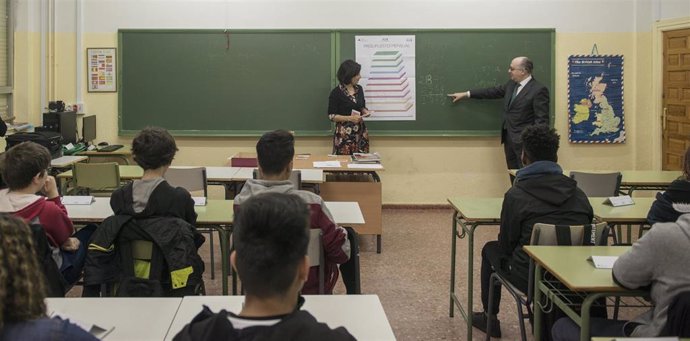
[0,214,46,328]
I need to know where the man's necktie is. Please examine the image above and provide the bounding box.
[509,83,521,106]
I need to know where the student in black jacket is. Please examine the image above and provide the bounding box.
[174,193,356,341]
[646,146,690,224]
[472,125,594,338]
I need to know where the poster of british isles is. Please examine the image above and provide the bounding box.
[568,55,625,143]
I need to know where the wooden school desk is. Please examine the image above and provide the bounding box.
[293,154,385,253]
[165,295,396,341]
[65,197,236,295]
[65,198,363,295]
[447,197,502,341]
[51,155,88,169]
[77,145,132,164]
[589,197,654,244]
[509,169,682,195]
[45,297,183,341]
[525,246,648,341]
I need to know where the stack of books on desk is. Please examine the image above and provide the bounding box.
[351,152,381,164]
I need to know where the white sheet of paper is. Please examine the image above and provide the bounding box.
[347,163,383,169]
[313,161,341,168]
[604,195,635,207]
[590,256,619,269]
[192,197,207,206]
[61,196,95,205]
[612,338,679,341]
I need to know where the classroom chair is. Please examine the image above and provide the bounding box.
[570,171,624,243]
[486,222,609,341]
[72,162,121,196]
[164,167,215,280]
[307,229,325,294]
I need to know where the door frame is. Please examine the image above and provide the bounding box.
[652,17,690,169]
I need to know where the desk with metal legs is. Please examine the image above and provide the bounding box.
[447,197,502,341]
[525,246,648,341]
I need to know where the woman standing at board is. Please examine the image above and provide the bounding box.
[328,59,371,155]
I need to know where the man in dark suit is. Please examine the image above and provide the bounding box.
[448,56,550,172]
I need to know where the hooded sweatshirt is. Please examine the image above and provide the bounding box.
[501,161,594,273]
[234,179,350,294]
[646,179,690,224]
[0,189,74,247]
[612,214,690,337]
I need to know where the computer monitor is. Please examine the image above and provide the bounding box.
[82,115,96,144]
[58,111,77,144]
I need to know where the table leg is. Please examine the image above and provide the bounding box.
[216,226,230,295]
[449,211,458,317]
[376,235,381,253]
[533,264,543,341]
[465,221,477,341]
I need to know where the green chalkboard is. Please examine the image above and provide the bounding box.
[337,29,554,136]
[118,29,554,136]
[119,30,334,136]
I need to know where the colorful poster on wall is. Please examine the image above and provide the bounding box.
[87,48,117,92]
[355,35,416,121]
[568,55,625,143]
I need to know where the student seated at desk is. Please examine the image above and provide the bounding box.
[174,193,355,341]
[0,214,96,341]
[473,125,593,338]
[552,214,690,339]
[647,145,690,224]
[234,130,352,295]
[0,142,95,288]
[109,126,203,246]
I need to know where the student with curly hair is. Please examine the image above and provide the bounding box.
[471,125,593,338]
[110,126,198,226]
[0,214,96,340]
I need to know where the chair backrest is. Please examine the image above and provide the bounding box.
[667,290,690,337]
[73,162,121,195]
[570,171,622,197]
[252,169,302,190]
[530,222,610,246]
[306,229,325,294]
[165,167,207,197]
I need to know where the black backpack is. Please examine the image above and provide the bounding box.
[6,131,63,158]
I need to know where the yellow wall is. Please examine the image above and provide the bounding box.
[12,31,658,204]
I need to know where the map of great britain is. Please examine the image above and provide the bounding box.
[568,56,625,143]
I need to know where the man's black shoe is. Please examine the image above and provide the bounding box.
[471,311,502,338]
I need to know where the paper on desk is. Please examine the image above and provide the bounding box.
[61,196,95,205]
[51,311,114,339]
[348,163,383,169]
[192,197,207,206]
[589,256,618,269]
[313,161,341,168]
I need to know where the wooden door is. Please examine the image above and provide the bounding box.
[663,28,690,170]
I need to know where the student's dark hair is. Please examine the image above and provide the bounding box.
[256,130,294,176]
[131,126,178,170]
[337,59,361,85]
[0,142,51,190]
[233,193,309,297]
[519,57,534,74]
[0,214,47,328]
[683,147,690,180]
[521,124,559,163]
